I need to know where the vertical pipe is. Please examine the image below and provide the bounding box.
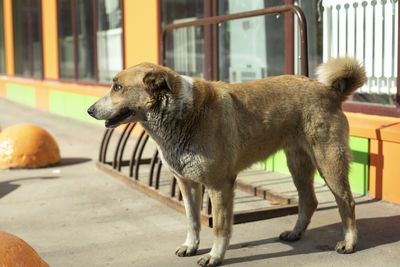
[93,0,98,82]
[119,0,126,69]
[284,0,294,75]
[71,0,78,80]
[204,0,212,80]
[157,0,161,65]
[27,0,33,76]
[397,0,400,107]
[134,134,149,180]
[211,0,218,81]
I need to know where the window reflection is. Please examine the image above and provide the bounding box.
[57,0,74,79]
[218,0,285,83]
[57,0,123,83]
[76,0,95,82]
[97,0,123,83]
[161,0,204,78]
[12,0,43,78]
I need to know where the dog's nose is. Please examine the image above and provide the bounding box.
[87,105,95,117]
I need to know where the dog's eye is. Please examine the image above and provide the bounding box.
[113,84,123,92]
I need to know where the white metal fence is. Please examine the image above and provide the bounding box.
[322,0,398,99]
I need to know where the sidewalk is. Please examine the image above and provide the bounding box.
[0,98,399,267]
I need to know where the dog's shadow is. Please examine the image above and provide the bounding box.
[198,215,400,265]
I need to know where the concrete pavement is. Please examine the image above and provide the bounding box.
[1,98,400,267]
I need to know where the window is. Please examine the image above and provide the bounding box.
[0,0,5,74]
[161,0,205,78]
[161,0,400,116]
[218,0,285,83]
[97,0,123,83]
[12,0,43,78]
[160,0,288,81]
[57,0,123,83]
[320,0,398,107]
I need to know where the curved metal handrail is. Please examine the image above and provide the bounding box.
[160,4,308,77]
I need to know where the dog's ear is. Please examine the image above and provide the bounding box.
[143,70,175,97]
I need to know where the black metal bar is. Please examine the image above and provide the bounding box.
[155,160,162,189]
[134,134,149,180]
[113,123,130,169]
[206,195,212,215]
[100,128,114,163]
[148,149,159,186]
[117,123,136,171]
[170,176,176,197]
[129,130,146,178]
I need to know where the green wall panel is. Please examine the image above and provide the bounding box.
[49,90,102,125]
[6,83,36,107]
[255,136,369,194]
[348,136,369,194]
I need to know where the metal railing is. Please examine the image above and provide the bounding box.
[160,4,309,77]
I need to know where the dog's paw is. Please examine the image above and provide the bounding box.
[197,254,222,267]
[335,240,355,254]
[279,230,302,242]
[175,244,198,257]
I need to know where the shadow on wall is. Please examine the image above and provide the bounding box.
[201,215,400,265]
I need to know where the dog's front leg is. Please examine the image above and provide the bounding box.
[175,177,202,257]
[198,182,234,267]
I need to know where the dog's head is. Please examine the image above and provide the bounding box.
[87,63,189,128]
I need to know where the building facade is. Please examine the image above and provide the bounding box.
[0,0,399,204]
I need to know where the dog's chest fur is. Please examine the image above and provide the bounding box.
[142,118,204,181]
[141,76,205,181]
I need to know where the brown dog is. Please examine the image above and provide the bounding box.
[88,57,366,266]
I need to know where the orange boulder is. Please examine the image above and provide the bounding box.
[0,124,61,169]
[0,230,49,267]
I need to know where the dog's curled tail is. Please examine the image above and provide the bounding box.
[316,57,367,101]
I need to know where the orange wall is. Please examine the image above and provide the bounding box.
[346,113,400,204]
[3,0,14,76]
[124,0,159,68]
[42,0,59,80]
[369,124,400,204]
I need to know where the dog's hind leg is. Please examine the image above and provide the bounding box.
[175,177,202,257]
[312,142,357,254]
[279,145,318,241]
[197,180,235,267]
